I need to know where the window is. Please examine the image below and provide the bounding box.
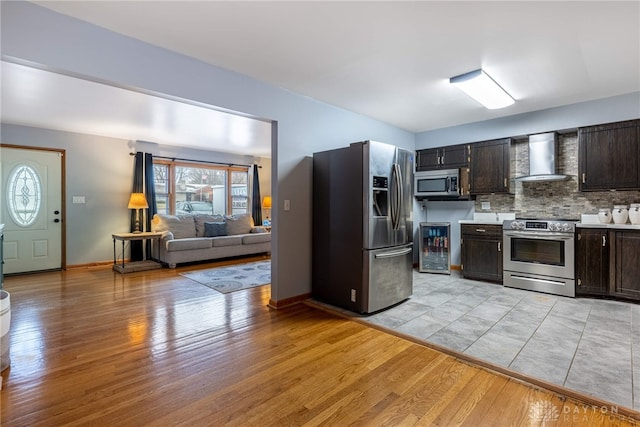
[231,170,249,215]
[153,161,249,216]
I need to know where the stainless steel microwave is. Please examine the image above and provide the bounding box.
[414,168,463,198]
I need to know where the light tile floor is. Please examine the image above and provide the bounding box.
[325,271,640,410]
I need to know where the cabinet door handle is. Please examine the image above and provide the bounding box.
[602,235,606,247]
[582,173,586,184]
[498,242,501,252]
[504,178,508,188]
[577,278,582,287]
[577,233,582,241]
[441,154,445,164]
[476,228,486,232]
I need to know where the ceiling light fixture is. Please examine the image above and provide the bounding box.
[450,69,514,109]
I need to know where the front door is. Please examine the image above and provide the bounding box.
[1,146,64,274]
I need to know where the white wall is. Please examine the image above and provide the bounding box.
[1,2,414,303]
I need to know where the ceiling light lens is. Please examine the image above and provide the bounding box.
[450,69,514,109]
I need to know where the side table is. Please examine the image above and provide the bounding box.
[112,232,162,273]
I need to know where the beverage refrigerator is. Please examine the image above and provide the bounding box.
[419,222,451,274]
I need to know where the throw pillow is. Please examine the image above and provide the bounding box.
[151,214,197,239]
[194,214,224,237]
[225,213,254,235]
[204,221,227,237]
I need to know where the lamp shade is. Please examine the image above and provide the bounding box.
[450,69,514,109]
[127,193,149,210]
[262,196,272,209]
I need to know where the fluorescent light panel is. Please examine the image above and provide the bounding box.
[450,69,514,109]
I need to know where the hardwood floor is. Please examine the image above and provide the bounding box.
[1,259,638,426]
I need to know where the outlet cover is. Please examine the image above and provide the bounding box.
[481,201,490,210]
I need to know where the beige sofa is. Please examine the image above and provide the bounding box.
[150,213,270,268]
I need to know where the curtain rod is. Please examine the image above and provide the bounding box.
[130,152,259,168]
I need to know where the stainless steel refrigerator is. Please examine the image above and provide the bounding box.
[313,140,413,314]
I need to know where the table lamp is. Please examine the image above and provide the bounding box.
[128,192,149,233]
[262,196,272,226]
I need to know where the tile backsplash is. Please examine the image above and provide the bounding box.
[474,132,640,219]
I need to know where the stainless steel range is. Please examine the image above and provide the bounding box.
[503,219,576,297]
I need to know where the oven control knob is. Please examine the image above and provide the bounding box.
[562,223,573,232]
[512,221,524,230]
[549,223,559,231]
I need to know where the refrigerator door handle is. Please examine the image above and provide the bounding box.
[391,163,403,230]
[375,247,412,258]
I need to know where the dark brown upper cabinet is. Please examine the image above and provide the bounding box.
[416,144,469,171]
[578,119,640,191]
[469,138,512,194]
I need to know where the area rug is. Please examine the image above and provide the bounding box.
[180,260,271,294]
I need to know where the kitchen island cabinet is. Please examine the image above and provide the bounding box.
[469,138,511,194]
[416,143,469,171]
[575,228,609,297]
[461,224,503,283]
[610,229,640,301]
[578,119,640,191]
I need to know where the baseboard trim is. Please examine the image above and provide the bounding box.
[268,293,311,310]
[67,261,113,270]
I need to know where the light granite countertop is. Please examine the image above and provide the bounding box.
[456,213,640,228]
[577,222,640,230]
[578,214,640,229]
[458,212,515,225]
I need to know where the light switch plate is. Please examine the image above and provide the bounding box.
[284,200,290,211]
[72,196,86,204]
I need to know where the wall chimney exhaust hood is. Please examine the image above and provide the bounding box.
[516,132,571,182]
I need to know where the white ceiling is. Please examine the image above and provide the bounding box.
[1,61,274,157]
[3,1,639,154]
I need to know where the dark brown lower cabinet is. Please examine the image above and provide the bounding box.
[575,228,609,296]
[610,230,640,300]
[461,224,503,283]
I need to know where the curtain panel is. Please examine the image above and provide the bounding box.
[251,164,263,226]
[130,152,157,261]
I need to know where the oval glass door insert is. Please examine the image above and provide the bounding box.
[7,164,42,226]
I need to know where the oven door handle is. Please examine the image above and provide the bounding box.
[503,231,574,240]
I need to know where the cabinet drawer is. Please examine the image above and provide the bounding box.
[461,224,502,238]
